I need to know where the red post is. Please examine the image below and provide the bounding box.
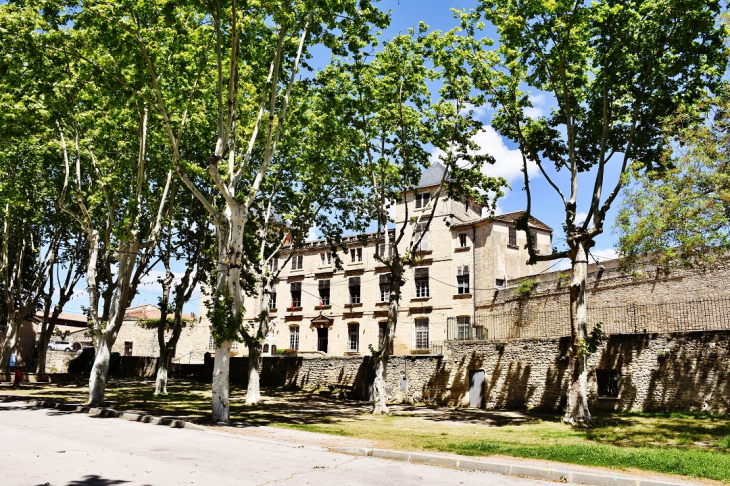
[13,369,22,387]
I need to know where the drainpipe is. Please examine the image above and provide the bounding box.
[472,224,477,327]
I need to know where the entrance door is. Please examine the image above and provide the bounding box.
[317,328,328,354]
[469,370,485,408]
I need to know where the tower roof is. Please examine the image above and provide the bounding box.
[417,161,447,189]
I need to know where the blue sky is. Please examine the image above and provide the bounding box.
[61,0,624,316]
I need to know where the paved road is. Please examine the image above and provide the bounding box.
[0,400,552,486]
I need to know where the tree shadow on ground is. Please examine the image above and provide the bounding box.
[34,475,137,486]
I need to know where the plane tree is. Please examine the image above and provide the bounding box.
[462,0,728,425]
[329,26,506,414]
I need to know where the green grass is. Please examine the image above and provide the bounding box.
[4,380,730,482]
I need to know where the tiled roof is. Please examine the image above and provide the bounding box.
[417,161,447,189]
[124,305,196,321]
[451,210,553,231]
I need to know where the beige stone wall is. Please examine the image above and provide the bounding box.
[231,330,730,413]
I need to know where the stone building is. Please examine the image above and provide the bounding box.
[211,162,554,358]
[111,304,209,364]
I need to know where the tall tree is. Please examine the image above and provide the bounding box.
[101,0,390,422]
[36,227,86,375]
[148,187,213,395]
[333,27,506,414]
[463,0,727,425]
[241,84,371,404]
[617,91,730,268]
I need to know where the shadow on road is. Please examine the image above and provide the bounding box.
[35,475,141,486]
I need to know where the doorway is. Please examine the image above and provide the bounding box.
[469,369,485,408]
[317,327,328,354]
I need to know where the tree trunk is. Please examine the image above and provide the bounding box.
[88,340,111,406]
[212,339,232,422]
[155,354,169,396]
[564,242,593,426]
[0,314,20,371]
[37,341,49,375]
[372,274,401,415]
[246,344,262,405]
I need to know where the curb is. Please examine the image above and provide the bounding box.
[329,447,690,486]
[14,397,205,431]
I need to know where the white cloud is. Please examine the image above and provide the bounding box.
[432,126,538,185]
[471,126,539,184]
[575,212,588,226]
[460,102,492,121]
[306,225,319,241]
[525,94,546,119]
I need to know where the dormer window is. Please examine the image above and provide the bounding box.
[458,233,468,248]
[415,192,430,209]
[350,247,363,263]
[320,252,332,266]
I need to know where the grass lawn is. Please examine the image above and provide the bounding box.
[3,379,730,482]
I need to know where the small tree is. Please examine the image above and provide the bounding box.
[618,91,730,268]
[463,0,727,425]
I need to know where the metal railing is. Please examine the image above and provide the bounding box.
[447,297,730,341]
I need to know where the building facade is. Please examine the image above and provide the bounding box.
[205,163,554,358]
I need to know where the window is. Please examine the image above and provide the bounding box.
[124,341,133,356]
[350,247,363,263]
[379,273,392,302]
[414,267,429,298]
[596,370,619,398]
[415,192,430,209]
[349,277,361,304]
[459,233,468,248]
[208,335,216,351]
[268,258,278,273]
[414,318,429,350]
[291,254,303,270]
[457,266,470,294]
[531,231,539,253]
[289,326,299,350]
[378,243,393,258]
[414,223,430,251]
[495,278,505,288]
[320,252,332,266]
[231,340,239,352]
[318,279,330,306]
[378,322,394,354]
[290,282,302,308]
[269,283,277,310]
[457,316,471,340]
[508,226,517,247]
[348,323,359,352]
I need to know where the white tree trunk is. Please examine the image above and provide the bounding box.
[564,242,593,426]
[212,339,232,422]
[246,344,262,405]
[372,275,401,415]
[155,359,168,395]
[88,340,111,406]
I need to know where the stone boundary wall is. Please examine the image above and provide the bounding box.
[480,259,730,320]
[45,350,79,374]
[200,330,729,413]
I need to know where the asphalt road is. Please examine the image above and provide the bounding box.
[0,400,553,486]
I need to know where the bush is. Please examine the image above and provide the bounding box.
[516,279,539,298]
[276,349,298,357]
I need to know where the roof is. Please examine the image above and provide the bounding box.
[417,161,447,189]
[124,304,196,321]
[451,210,553,231]
[33,311,88,326]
